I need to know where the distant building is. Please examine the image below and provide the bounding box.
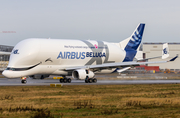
[0,45,13,71]
[0,45,13,61]
[143,43,180,70]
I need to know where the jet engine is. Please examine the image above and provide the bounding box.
[29,75,49,79]
[72,69,94,80]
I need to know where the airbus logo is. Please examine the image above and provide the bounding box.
[163,48,168,54]
[57,51,106,59]
[13,49,19,54]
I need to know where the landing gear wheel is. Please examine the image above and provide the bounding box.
[21,80,27,84]
[60,79,64,83]
[67,78,71,83]
[93,78,97,83]
[63,78,67,83]
[88,78,93,83]
[85,79,88,83]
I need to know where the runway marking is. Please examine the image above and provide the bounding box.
[50,84,63,87]
[117,76,137,78]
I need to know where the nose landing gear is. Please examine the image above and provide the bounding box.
[21,77,27,84]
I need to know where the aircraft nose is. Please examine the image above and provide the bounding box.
[2,70,13,78]
[2,70,8,78]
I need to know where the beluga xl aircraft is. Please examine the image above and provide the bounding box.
[2,23,178,84]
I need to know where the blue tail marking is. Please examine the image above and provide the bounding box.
[123,23,145,62]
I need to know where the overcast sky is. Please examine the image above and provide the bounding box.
[0,0,180,46]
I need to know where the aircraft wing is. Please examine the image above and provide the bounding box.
[137,56,161,62]
[65,55,178,71]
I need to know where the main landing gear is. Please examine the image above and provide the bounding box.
[21,77,27,84]
[59,77,71,83]
[85,78,97,83]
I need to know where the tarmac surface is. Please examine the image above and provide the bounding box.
[1,77,180,86]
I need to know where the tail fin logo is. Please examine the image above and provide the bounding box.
[131,30,141,42]
[125,24,145,51]
[162,43,169,59]
[163,48,168,55]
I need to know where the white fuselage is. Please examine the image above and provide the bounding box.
[3,38,126,78]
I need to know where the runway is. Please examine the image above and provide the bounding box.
[1,77,180,86]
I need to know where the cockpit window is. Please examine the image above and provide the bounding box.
[6,67,27,71]
[6,68,14,71]
[5,62,42,71]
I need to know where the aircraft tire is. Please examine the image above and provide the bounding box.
[88,78,93,83]
[21,80,27,84]
[64,78,67,83]
[60,79,64,83]
[24,80,27,84]
[67,78,71,83]
[85,79,88,83]
[93,78,97,83]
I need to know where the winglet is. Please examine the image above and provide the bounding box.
[162,43,169,59]
[169,55,178,62]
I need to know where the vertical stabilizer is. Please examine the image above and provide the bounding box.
[120,23,145,50]
[120,23,145,61]
[162,43,169,59]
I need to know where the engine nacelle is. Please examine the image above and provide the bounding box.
[72,69,94,80]
[29,75,49,79]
